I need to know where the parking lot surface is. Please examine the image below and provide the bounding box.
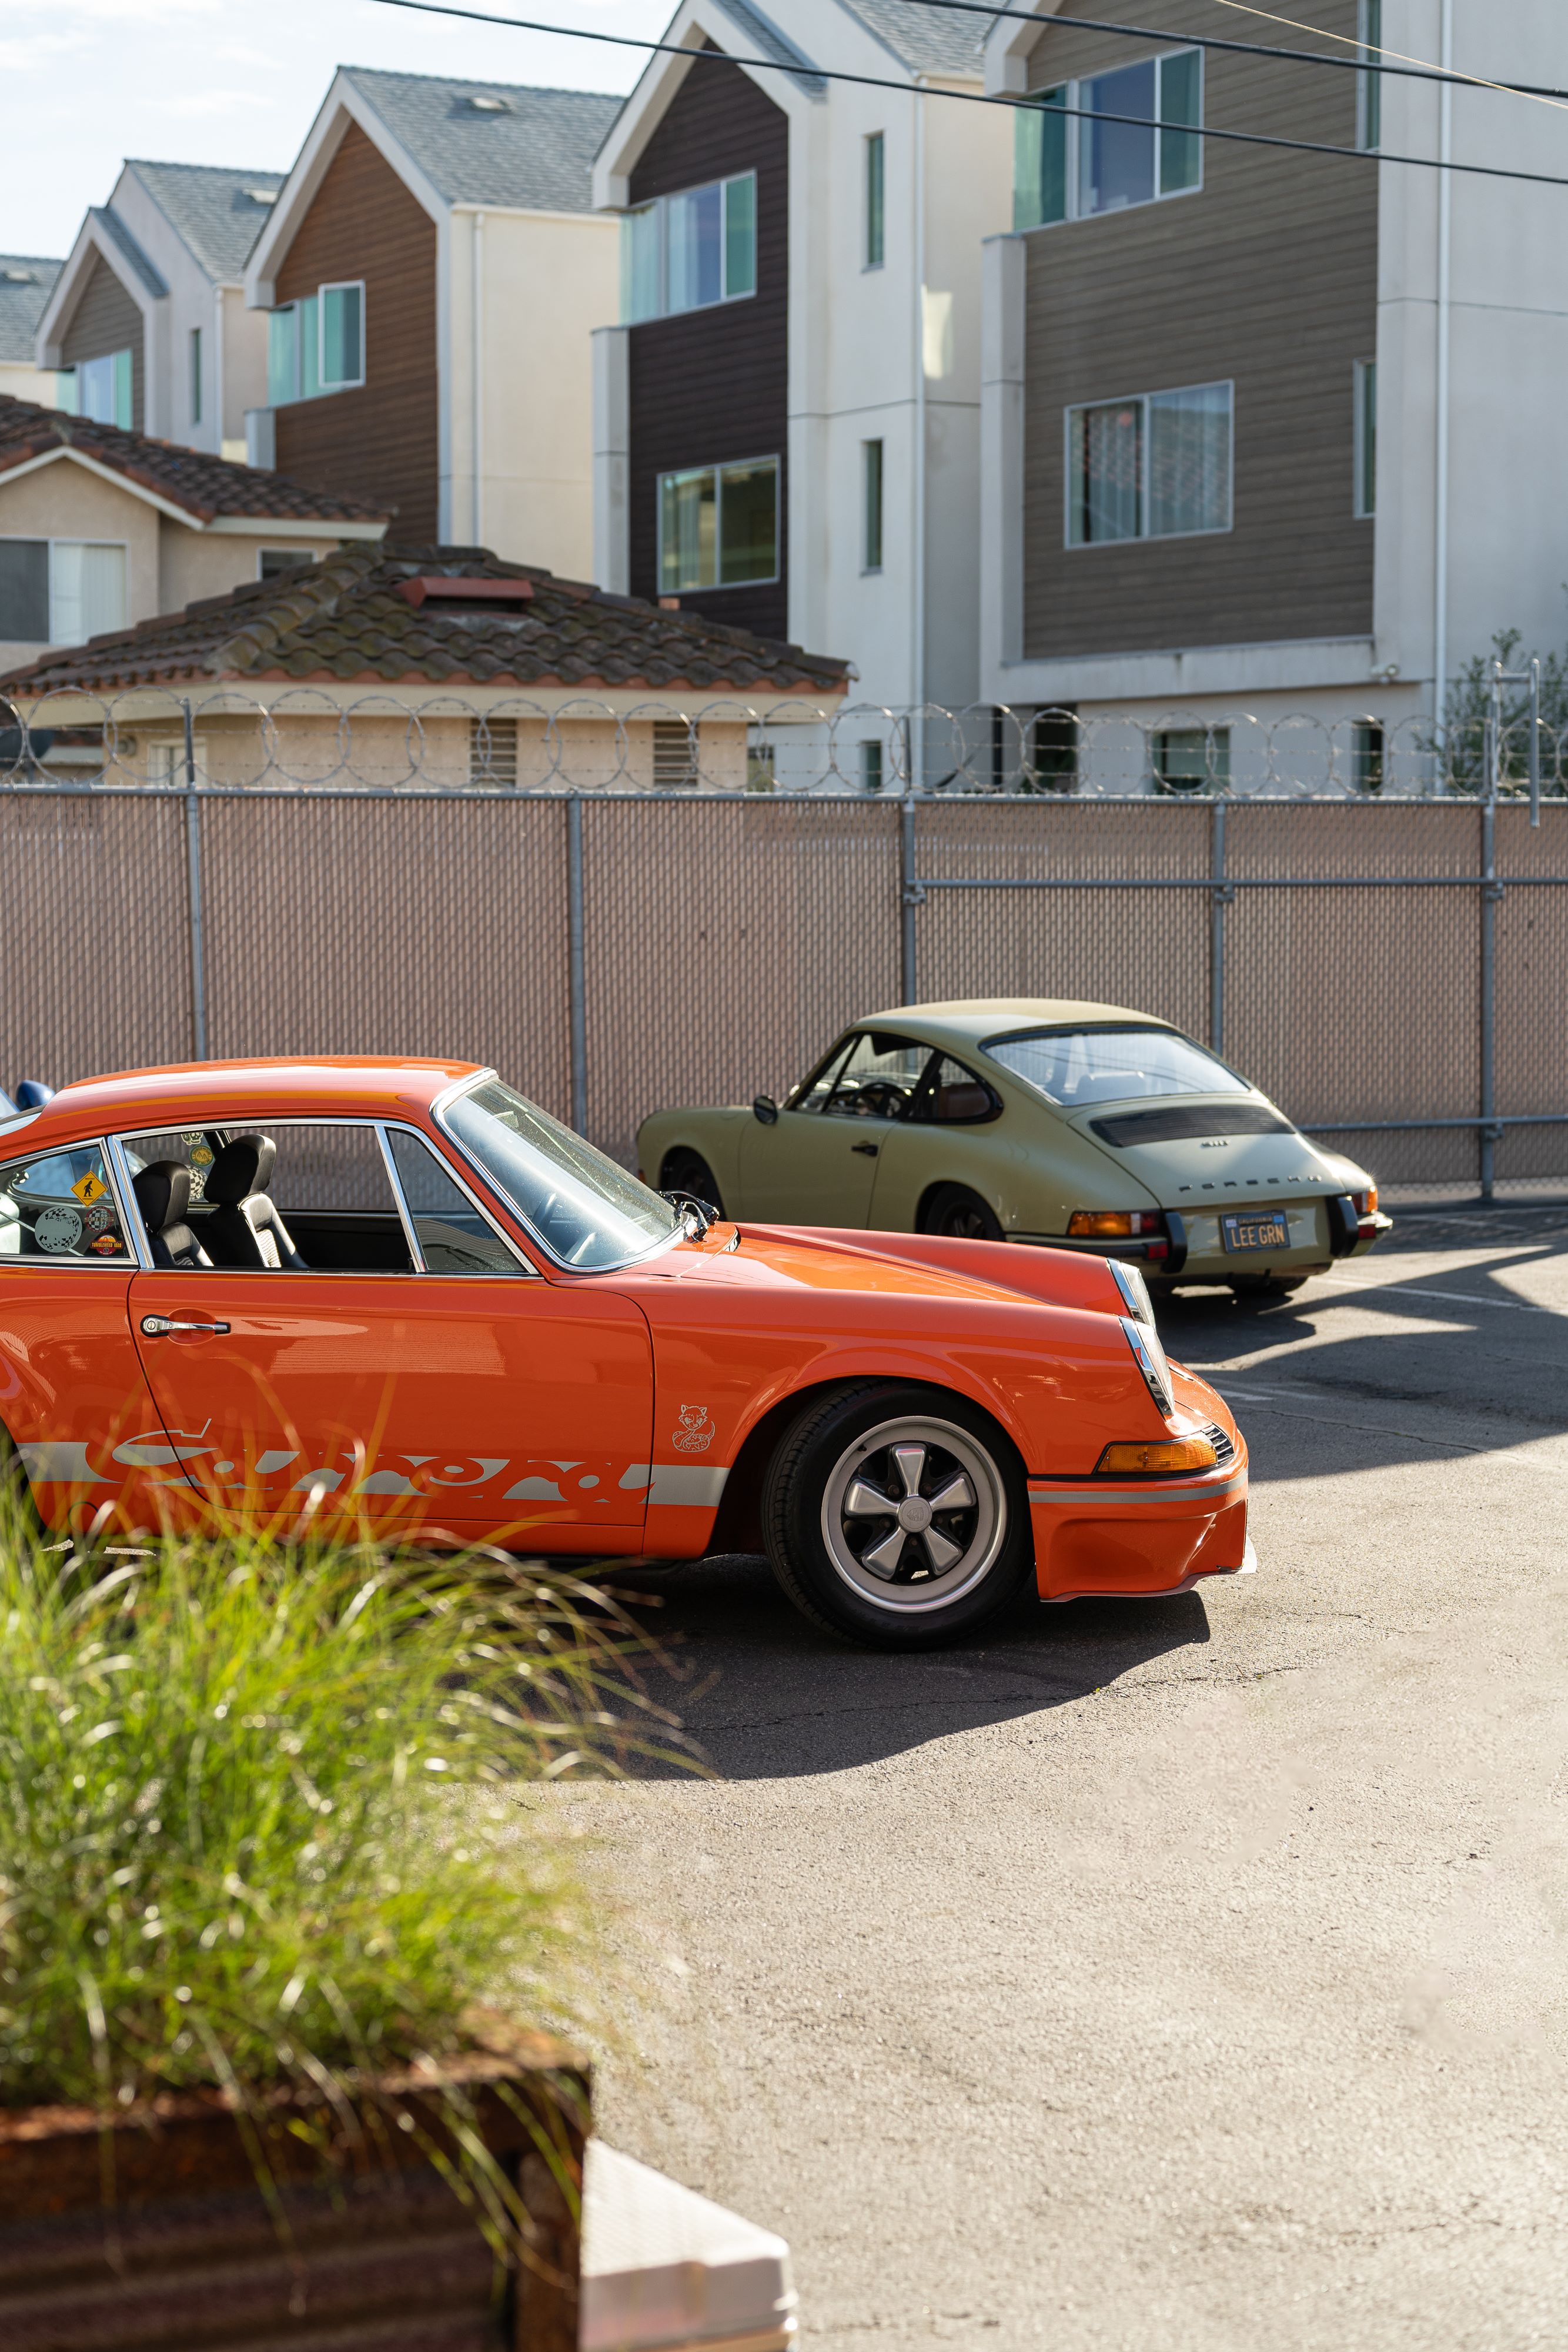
[577,1211,1568,2349]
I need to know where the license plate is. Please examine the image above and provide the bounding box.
[1221,1211,1290,1254]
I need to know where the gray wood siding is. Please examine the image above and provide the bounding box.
[1021,0,1376,662]
[59,257,145,433]
[627,51,789,642]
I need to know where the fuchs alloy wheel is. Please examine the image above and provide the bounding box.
[917,1184,1004,1242]
[660,1148,724,1218]
[762,1383,1032,1649]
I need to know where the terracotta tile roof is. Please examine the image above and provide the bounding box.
[0,545,850,699]
[0,395,391,527]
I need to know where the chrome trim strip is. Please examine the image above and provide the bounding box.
[379,1118,540,1278]
[103,1132,153,1271]
[1028,1475,1247,1505]
[376,1122,427,1272]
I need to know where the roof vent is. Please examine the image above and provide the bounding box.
[397,575,534,617]
[1,268,36,285]
[245,188,279,205]
[465,94,512,112]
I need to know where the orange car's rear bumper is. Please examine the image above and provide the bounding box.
[1027,1469,1249,1602]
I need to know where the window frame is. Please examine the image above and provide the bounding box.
[1015,46,1203,233]
[864,132,886,269]
[862,437,884,573]
[656,453,781,594]
[103,1117,534,1281]
[189,325,203,426]
[1353,357,1377,519]
[1062,380,1234,549]
[0,535,130,647]
[317,280,366,392]
[1357,0,1382,152]
[621,172,759,325]
[0,1136,138,1272]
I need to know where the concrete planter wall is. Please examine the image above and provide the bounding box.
[0,2040,587,2350]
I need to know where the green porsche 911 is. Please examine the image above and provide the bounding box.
[636,998,1390,1297]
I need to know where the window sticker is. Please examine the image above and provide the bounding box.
[90,1233,123,1254]
[35,1205,84,1254]
[85,1204,112,1232]
[72,1169,108,1208]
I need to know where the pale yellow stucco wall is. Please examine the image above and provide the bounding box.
[157,529,350,616]
[0,462,158,676]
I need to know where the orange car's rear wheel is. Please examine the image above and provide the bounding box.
[762,1383,1032,1649]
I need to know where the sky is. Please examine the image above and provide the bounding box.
[2,0,672,258]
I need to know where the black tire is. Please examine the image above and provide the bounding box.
[917,1184,1004,1242]
[1229,1274,1308,1300]
[660,1148,725,1219]
[761,1381,1034,1649]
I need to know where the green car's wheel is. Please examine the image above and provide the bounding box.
[660,1148,725,1218]
[917,1184,1004,1242]
[762,1381,1034,1649]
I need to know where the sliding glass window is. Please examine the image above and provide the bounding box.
[1066,382,1232,546]
[621,173,757,323]
[1015,49,1201,232]
[659,457,779,593]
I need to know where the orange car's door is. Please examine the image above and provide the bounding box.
[118,1114,654,1549]
[126,1267,654,1548]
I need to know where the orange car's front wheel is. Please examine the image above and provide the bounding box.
[762,1383,1033,1649]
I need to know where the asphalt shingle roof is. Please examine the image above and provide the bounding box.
[342,68,623,212]
[0,544,850,699]
[836,0,993,76]
[0,258,62,365]
[0,395,390,526]
[90,206,168,300]
[708,0,827,92]
[124,161,287,282]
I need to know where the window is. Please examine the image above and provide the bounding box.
[821,1031,930,1120]
[658,456,778,592]
[267,284,361,406]
[1358,0,1382,151]
[747,734,775,790]
[121,1121,413,1275]
[620,173,757,323]
[146,738,207,784]
[438,1077,681,1272]
[1152,726,1230,792]
[1029,707,1079,793]
[652,719,697,787]
[470,715,518,787]
[385,1130,527,1275]
[319,282,365,389]
[55,349,133,429]
[0,540,126,646]
[861,739,884,793]
[1352,720,1385,793]
[258,547,315,581]
[1354,358,1377,518]
[189,326,202,425]
[985,1026,1249,1108]
[1015,49,1201,231]
[865,132,885,268]
[0,1142,126,1266]
[862,438,884,572]
[924,1056,998,1123]
[1065,382,1232,545]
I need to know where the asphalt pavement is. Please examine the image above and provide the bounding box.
[568,1209,1568,2350]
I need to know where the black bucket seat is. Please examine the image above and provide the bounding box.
[202,1134,307,1271]
[132,1161,213,1270]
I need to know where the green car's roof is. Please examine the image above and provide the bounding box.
[858,1000,1181,1054]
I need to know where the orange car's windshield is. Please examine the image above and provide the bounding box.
[439,1078,681,1271]
[985,1027,1251,1110]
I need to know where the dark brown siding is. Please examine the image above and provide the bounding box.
[628,52,788,640]
[1022,0,1376,660]
[274,122,438,539]
[60,257,145,432]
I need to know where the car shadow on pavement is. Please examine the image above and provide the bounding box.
[609,1558,1210,1780]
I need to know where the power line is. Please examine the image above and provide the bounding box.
[1210,0,1568,113]
[363,0,1568,191]
[886,0,1568,107]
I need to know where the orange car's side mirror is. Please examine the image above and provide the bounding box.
[753,1095,779,1125]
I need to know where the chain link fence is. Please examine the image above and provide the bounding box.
[4,694,1565,1201]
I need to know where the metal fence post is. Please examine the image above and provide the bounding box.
[1479,792,1500,1202]
[566,793,587,1135]
[1209,798,1230,1055]
[900,797,921,1005]
[182,698,208,1061]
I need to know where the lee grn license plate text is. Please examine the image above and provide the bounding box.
[1221,1211,1290,1254]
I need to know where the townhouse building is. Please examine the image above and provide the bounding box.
[981,0,1568,766]
[242,69,621,572]
[35,165,285,457]
[591,0,1012,774]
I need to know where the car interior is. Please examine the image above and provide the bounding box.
[795,1035,1000,1125]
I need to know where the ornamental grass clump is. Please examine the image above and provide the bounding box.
[0,1523,643,2114]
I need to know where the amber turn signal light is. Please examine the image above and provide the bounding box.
[1068,1210,1165,1239]
[1352,1187,1379,1216]
[1095,1436,1218,1476]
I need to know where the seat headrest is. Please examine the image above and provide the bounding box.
[133,1159,192,1233]
[206,1132,277,1205]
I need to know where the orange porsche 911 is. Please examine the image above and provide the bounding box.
[0,1060,1252,1650]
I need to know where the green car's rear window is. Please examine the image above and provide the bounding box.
[985,1027,1251,1109]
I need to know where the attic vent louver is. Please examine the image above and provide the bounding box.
[466,94,512,112]
[1,268,36,284]
[245,189,279,205]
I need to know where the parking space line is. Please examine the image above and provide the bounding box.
[1312,1274,1553,1315]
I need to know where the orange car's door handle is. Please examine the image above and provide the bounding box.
[851,1143,878,1157]
[141,1315,230,1337]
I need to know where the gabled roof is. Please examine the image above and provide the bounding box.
[339,68,624,212]
[89,207,168,300]
[0,396,390,529]
[123,162,286,282]
[707,0,827,92]
[0,258,62,366]
[0,544,849,698]
[835,0,994,76]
